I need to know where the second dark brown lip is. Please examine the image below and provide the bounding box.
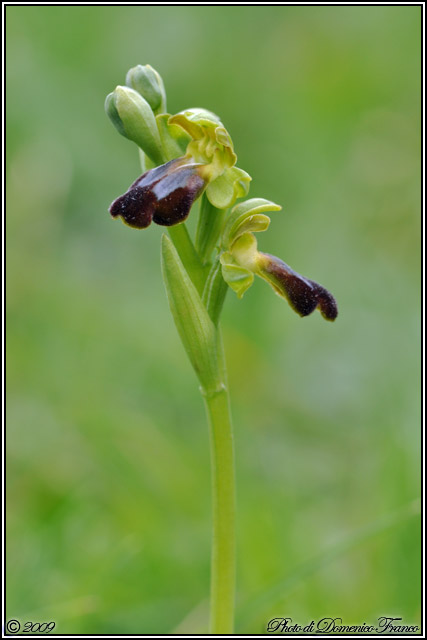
[260,252,338,321]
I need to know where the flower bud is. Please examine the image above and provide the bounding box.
[126,64,167,115]
[109,158,207,229]
[105,86,163,165]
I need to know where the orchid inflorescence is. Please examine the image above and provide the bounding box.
[106,64,337,323]
[105,64,338,635]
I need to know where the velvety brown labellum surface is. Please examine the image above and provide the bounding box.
[109,158,207,229]
[260,253,338,321]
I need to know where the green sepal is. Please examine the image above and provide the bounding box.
[228,233,259,272]
[161,234,221,392]
[229,213,270,242]
[105,86,164,165]
[206,166,251,209]
[156,114,192,161]
[169,108,224,139]
[222,198,281,249]
[220,251,254,299]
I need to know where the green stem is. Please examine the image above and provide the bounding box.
[196,194,227,265]
[202,382,236,635]
[161,162,235,632]
[138,150,207,296]
[199,220,234,633]
[168,223,206,295]
[202,259,228,326]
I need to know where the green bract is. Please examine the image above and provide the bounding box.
[161,234,222,393]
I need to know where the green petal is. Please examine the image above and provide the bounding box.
[228,213,270,243]
[170,109,240,177]
[206,166,251,209]
[229,233,259,272]
[220,255,254,299]
[222,198,281,249]
[215,126,233,149]
[169,108,224,139]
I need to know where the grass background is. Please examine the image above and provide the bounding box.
[6,5,421,635]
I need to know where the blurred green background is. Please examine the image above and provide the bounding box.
[6,5,421,635]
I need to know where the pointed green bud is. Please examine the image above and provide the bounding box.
[222,198,281,249]
[161,234,221,392]
[105,86,164,165]
[126,64,167,114]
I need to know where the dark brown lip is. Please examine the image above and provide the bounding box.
[260,253,338,321]
[109,158,207,229]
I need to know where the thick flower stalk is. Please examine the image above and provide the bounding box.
[105,64,337,635]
